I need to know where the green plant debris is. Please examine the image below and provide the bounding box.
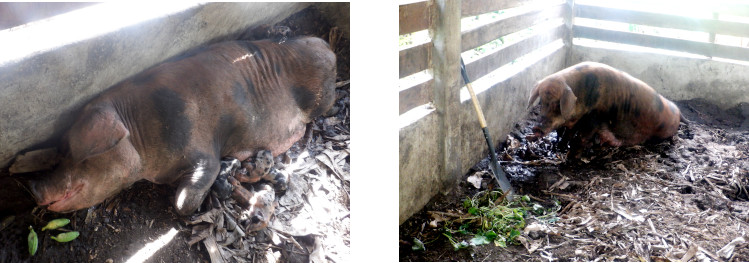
[443,232,469,251]
[440,190,560,250]
[41,218,70,231]
[28,226,38,256]
[50,231,80,243]
[412,237,425,251]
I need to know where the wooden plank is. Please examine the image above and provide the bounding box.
[399,79,433,115]
[465,24,564,81]
[399,1,429,35]
[203,236,225,263]
[461,3,564,52]
[711,3,749,18]
[576,5,749,38]
[562,0,574,47]
[399,42,430,79]
[574,26,749,61]
[461,0,535,18]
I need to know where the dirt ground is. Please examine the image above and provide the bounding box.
[0,5,349,263]
[400,98,749,262]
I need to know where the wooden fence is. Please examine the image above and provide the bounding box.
[399,0,570,224]
[573,3,749,61]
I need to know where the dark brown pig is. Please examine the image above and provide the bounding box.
[527,62,682,148]
[24,36,336,215]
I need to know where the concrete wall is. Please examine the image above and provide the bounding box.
[568,45,749,109]
[398,48,567,224]
[0,2,312,168]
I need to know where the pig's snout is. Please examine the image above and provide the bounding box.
[17,176,46,205]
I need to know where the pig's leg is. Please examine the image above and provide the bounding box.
[174,159,220,216]
[598,128,622,147]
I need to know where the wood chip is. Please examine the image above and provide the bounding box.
[203,235,225,263]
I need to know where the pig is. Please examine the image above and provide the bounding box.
[527,62,682,148]
[23,36,337,216]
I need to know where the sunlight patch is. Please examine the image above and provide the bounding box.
[0,2,201,66]
[573,38,708,59]
[399,103,435,129]
[125,228,179,263]
[399,70,432,92]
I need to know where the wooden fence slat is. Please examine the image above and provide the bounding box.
[399,42,431,79]
[399,1,429,35]
[399,79,433,115]
[461,3,564,52]
[711,4,749,18]
[465,24,565,81]
[576,5,749,38]
[574,26,749,61]
[461,0,535,18]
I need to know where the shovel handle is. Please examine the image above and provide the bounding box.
[460,58,488,128]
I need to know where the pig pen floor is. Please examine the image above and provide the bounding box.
[0,5,349,263]
[400,98,749,262]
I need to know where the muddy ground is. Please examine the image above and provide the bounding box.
[400,98,749,261]
[0,5,349,263]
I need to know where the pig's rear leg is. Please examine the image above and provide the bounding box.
[598,128,622,147]
[174,159,220,216]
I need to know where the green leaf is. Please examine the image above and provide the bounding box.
[50,231,79,243]
[28,226,37,256]
[412,238,425,251]
[532,204,545,215]
[508,229,521,242]
[468,206,479,215]
[494,236,507,248]
[483,230,498,241]
[521,195,531,202]
[41,218,70,231]
[470,235,490,246]
[458,224,471,235]
[454,240,469,251]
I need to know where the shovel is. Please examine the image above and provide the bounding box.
[459,58,514,199]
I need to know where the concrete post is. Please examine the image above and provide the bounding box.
[429,0,462,189]
[564,0,576,65]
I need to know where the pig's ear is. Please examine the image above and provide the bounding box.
[560,83,577,120]
[69,107,129,163]
[528,83,541,109]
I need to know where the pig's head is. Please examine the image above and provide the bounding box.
[26,106,141,213]
[527,76,578,139]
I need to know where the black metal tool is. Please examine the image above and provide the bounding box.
[459,58,514,198]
